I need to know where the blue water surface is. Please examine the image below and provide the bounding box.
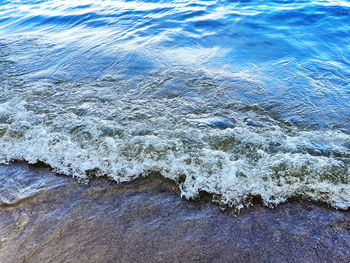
[1,0,349,130]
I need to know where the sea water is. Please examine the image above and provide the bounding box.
[0,0,349,209]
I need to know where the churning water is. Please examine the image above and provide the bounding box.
[0,0,349,209]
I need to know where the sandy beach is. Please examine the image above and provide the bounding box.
[1,162,350,263]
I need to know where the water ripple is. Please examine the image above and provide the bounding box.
[0,0,349,209]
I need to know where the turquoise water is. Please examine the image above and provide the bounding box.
[0,0,349,209]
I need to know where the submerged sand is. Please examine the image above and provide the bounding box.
[1,162,350,263]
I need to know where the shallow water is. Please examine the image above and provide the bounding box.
[0,0,349,209]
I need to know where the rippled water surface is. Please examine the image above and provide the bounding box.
[0,0,349,209]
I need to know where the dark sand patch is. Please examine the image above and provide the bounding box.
[1,162,350,263]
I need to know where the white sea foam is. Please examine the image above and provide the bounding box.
[0,88,349,209]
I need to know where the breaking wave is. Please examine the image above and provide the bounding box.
[0,0,350,209]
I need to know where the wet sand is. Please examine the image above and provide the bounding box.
[1,162,350,263]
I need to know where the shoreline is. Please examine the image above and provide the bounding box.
[1,162,350,262]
